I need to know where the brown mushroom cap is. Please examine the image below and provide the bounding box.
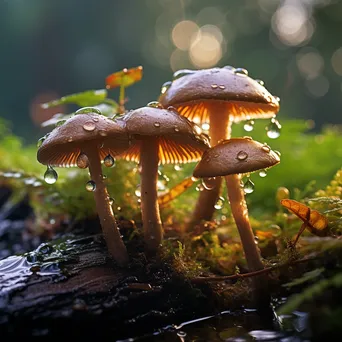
[37,113,129,167]
[159,67,279,124]
[116,106,210,164]
[193,137,280,178]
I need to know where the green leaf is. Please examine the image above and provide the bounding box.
[283,268,325,288]
[278,273,342,315]
[41,89,108,108]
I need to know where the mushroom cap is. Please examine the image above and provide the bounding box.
[116,106,210,165]
[37,113,129,167]
[159,67,279,124]
[193,137,280,178]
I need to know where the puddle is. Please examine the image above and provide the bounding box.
[117,305,310,342]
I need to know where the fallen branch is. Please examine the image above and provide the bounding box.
[191,257,318,284]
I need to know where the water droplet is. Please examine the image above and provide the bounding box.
[211,84,218,89]
[167,106,178,113]
[174,164,182,171]
[202,177,216,190]
[259,169,267,177]
[135,188,141,197]
[193,125,202,135]
[195,184,204,192]
[234,68,248,76]
[160,81,172,94]
[243,178,255,194]
[243,136,253,140]
[276,186,290,201]
[93,117,99,122]
[274,96,280,102]
[44,166,58,184]
[67,137,73,142]
[83,121,96,132]
[237,151,248,161]
[261,144,271,153]
[177,331,187,337]
[37,137,45,148]
[214,196,225,210]
[76,107,101,115]
[109,197,115,205]
[266,118,281,139]
[172,69,195,80]
[147,101,163,109]
[77,153,89,169]
[274,150,281,157]
[104,154,115,167]
[157,180,166,191]
[102,174,107,180]
[223,65,235,71]
[56,120,66,127]
[154,122,161,127]
[174,126,180,132]
[243,120,254,132]
[191,176,199,182]
[99,130,107,137]
[219,85,225,89]
[86,180,96,192]
[201,123,210,131]
[24,177,36,185]
[33,181,42,187]
[255,79,264,86]
[37,243,54,255]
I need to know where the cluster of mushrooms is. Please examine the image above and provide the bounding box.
[37,66,280,272]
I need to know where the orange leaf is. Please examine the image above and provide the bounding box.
[106,66,143,89]
[307,209,329,236]
[255,230,274,240]
[158,177,195,208]
[280,199,329,238]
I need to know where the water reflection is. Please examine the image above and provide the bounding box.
[117,303,310,341]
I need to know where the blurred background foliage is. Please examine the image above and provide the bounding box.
[0,0,341,143]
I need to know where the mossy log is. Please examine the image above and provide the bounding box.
[0,233,216,339]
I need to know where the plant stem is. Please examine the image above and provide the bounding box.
[85,146,129,266]
[140,138,163,253]
[119,84,125,114]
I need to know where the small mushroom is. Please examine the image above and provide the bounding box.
[159,67,279,224]
[116,105,210,253]
[193,137,280,273]
[37,112,130,266]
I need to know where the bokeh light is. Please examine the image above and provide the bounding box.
[296,48,324,80]
[171,20,199,51]
[331,47,342,76]
[271,1,314,46]
[189,27,223,68]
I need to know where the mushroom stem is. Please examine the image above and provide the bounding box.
[140,138,163,253]
[189,103,231,225]
[224,174,264,272]
[85,146,129,266]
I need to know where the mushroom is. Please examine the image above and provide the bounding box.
[37,112,130,266]
[159,67,279,224]
[193,137,280,273]
[116,105,210,253]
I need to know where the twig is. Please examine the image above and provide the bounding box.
[191,257,318,284]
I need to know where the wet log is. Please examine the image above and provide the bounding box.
[0,234,214,339]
